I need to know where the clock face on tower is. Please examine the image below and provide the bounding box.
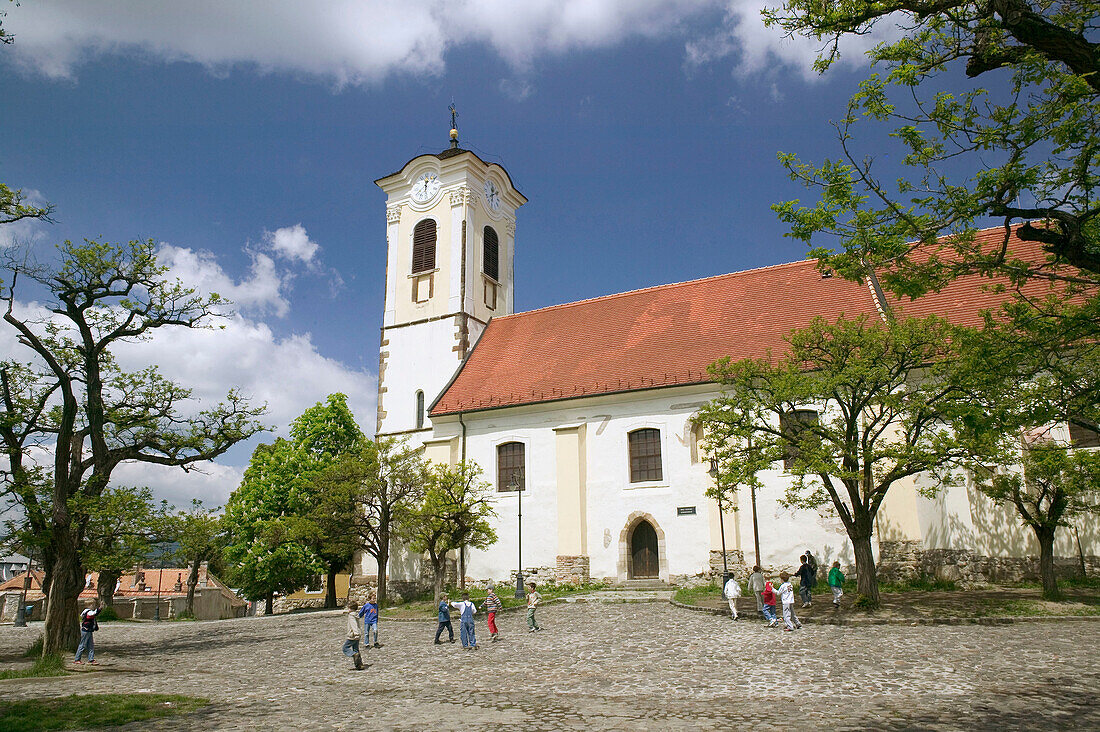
[483,179,501,211]
[411,172,441,203]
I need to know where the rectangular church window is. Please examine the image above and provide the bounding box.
[781,409,819,471]
[628,428,663,483]
[498,442,525,491]
[1069,419,1100,448]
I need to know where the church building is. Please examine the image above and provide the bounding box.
[365,131,1099,588]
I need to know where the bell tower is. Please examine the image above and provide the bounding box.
[374,125,525,439]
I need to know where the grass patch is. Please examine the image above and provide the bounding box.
[22,636,43,659]
[673,584,721,605]
[380,581,610,619]
[974,598,1100,618]
[0,654,68,680]
[0,693,208,731]
[879,576,959,593]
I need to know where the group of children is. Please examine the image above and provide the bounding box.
[722,553,846,632]
[342,582,543,668]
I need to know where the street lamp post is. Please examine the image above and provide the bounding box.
[709,459,730,587]
[510,473,524,599]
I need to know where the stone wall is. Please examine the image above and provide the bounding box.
[878,539,1099,584]
[554,555,590,585]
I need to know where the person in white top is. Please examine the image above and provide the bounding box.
[776,571,802,631]
[747,566,766,616]
[722,576,742,620]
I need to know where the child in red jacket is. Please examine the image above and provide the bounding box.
[761,581,779,627]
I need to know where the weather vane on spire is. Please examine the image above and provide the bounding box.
[449,101,459,148]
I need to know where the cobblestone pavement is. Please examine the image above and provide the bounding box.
[1,603,1097,730]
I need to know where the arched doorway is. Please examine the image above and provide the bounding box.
[630,520,659,579]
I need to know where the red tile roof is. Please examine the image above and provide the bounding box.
[431,226,1071,417]
[0,567,208,598]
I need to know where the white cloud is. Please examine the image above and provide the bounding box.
[2,1,735,85]
[158,243,289,317]
[264,224,319,265]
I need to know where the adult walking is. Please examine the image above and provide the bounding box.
[747,566,766,616]
[74,600,100,665]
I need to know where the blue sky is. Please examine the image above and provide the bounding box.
[0,1,889,506]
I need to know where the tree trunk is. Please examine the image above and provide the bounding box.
[431,559,446,604]
[376,543,389,608]
[43,546,82,655]
[1035,526,1060,600]
[458,546,466,590]
[265,592,274,615]
[97,569,120,608]
[324,565,338,609]
[185,558,202,616]
[852,532,880,607]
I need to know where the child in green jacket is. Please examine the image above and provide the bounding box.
[828,561,845,608]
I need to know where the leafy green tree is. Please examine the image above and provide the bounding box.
[222,439,318,614]
[764,0,1100,293]
[286,394,364,608]
[306,436,427,607]
[80,487,169,609]
[400,462,497,603]
[951,310,1100,598]
[699,314,974,605]
[168,500,225,617]
[1,239,264,654]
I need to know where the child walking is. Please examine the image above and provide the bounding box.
[434,593,455,644]
[828,561,845,608]
[747,566,766,616]
[342,601,365,670]
[452,592,479,649]
[777,571,802,631]
[723,575,742,620]
[761,580,779,627]
[358,591,381,648]
[525,582,542,632]
[483,585,503,641]
[74,600,100,664]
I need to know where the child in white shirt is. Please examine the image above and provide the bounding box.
[777,571,802,631]
[722,576,742,620]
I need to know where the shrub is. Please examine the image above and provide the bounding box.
[853,593,879,611]
[97,606,120,622]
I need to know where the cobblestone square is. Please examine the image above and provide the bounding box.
[2,601,1098,730]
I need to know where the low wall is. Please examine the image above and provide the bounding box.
[878,539,1099,584]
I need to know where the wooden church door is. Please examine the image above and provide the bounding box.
[630,521,659,579]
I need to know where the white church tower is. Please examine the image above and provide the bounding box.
[374,123,526,441]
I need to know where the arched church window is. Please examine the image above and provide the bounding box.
[415,390,425,430]
[483,226,499,281]
[628,428,662,482]
[412,219,436,273]
[497,442,525,491]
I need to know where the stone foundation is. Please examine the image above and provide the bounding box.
[878,539,1099,584]
[708,550,748,579]
[554,555,590,585]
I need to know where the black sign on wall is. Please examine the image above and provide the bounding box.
[676,506,697,516]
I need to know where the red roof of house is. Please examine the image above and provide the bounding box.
[431,226,1069,417]
[0,567,211,598]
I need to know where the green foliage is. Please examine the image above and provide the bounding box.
[95,607,120,622]
[699,314,976,603]
[0,693,208,731]
[78,487,168,578]
[0,182,53,225]
[879,576,959,593]
[400,462,497,599]
[763,0,1100,292]
[222,439,319,601]
[0,654,67,680]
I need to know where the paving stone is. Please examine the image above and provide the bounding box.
[0,603,1097,729]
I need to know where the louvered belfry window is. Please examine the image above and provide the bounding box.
[412,219,436,273]
[498,442,525,491]
[628,428,662,482]
[483,226,499,281]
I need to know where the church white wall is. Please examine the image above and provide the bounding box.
[435,386,865,584]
